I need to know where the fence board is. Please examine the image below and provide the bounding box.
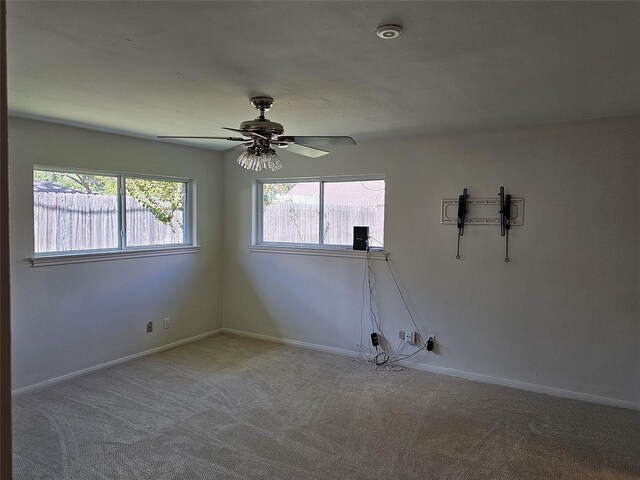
[263,203,384,246]
[34,192,183,252]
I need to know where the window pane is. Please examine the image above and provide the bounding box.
[323,180,385,247]
[262,182,320,243]
[125,178,186,246]
[33,170,119,253]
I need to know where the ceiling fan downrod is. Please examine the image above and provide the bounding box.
[250,96,274,121]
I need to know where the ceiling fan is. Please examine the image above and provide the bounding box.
[158,96,356,171]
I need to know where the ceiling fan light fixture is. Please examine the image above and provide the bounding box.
[236,147,283,172]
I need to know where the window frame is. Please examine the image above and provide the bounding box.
[32,165,194,258]
[255,174,385,251]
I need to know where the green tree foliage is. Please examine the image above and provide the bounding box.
[34,171,184,231]
[34,170,117,195]
[126,178,184,234]
[263,183,294,206]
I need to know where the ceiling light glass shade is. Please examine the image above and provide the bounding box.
[236,147,283,171]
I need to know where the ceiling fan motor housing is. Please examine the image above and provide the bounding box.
[239,118,284,136]
[240,96,285,137]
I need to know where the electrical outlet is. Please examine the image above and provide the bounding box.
[404,330,416,344]
[164,317,170,329]
[146,321,153,333]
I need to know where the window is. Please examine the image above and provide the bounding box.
[258,177,385,249]
[33,167,191,255]
[125,177,187,247]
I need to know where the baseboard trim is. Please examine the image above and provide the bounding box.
[221,328,356,358]
[12,328,224,397]
[222,328,640,411]
[15,327,639,411]
[396,359,640,412]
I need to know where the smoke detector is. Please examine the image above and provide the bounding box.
[376,24,402,39]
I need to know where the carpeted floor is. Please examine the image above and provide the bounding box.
[12,334,640,479]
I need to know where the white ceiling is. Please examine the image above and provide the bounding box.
[7,1,640,150]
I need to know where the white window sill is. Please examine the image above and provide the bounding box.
[30,245,199,267]
[249,244,386,260]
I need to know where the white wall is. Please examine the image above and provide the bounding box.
[222,116,640,406]
[10,116,640,406]
[9,117,223,390]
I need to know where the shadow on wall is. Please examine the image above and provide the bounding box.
[171,250,223,336]
[228,249,392,350]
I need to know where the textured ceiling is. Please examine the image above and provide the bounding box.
[7,1,640,150]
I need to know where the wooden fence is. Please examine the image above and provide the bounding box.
[34,192,183,253]
[263,202,384,246]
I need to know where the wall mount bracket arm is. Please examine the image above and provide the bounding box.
[499,186,511,262]
[456,188,468,259]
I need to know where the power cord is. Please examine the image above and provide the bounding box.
[354,245,433,370]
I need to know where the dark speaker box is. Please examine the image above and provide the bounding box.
[353,226,369,251]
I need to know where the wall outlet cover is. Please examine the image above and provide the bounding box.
[404,330,416,344]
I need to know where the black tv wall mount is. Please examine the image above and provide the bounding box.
[442,188,524,261]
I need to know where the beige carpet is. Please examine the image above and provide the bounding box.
[12,334,640,479]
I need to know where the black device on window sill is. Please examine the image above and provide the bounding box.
[353,226,369,251]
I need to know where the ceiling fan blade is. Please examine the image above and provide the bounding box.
[157,136,248,141]
[285,142,329,158]
[223,143,249,152]
[279,135,356,147]
[222,127,268,140]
